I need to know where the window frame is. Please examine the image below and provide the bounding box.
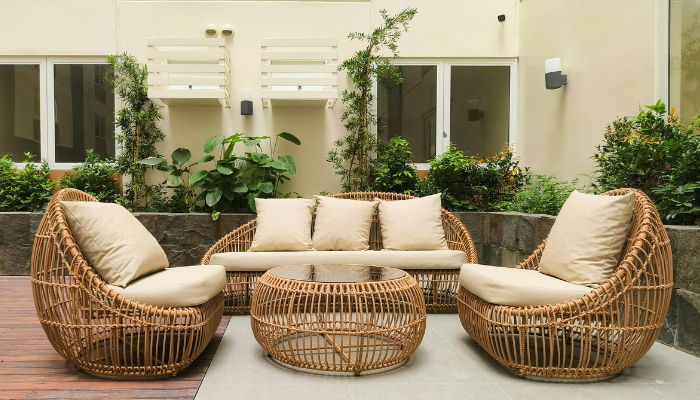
[374,58,518,170]
[0,56,118,170]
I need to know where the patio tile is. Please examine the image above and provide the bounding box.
[495,381,669,400]
[349,383,510,400]
[196,384,353,400]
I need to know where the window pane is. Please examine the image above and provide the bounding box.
[0,65,41,162]
[377,65,437,163]
[54,64,115,163]
[450,66,510,158]
[670,1,700,125]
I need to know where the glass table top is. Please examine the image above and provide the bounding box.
[268,264,406,283]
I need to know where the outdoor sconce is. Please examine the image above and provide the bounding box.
[221,24,235,38]
[204,24,219,38]
[545,58,568,90]
[467,99,483,121]
[241,89,253,115]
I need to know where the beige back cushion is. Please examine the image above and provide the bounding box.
[312,196,379,251]
[539,191,635,287]
[61,201,169,288]
[248,198,316,252]
[377,194,448,251]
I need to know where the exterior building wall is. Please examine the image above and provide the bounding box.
[0,0,661,194]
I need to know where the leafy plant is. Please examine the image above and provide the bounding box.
[373,136,420,195]
[504,175,598,216]
[422,144,528,211]
[0,153,55,212]
[105,53,165,211]
[593,101,700,224]
[328,7,418,192]
[139,148,213,212]
[58,150,120,203]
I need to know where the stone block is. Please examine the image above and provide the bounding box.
[133,213,157,236]
[155,213,217,247]
[534,215,556,246]
[677,289,700,357]
[29,213,44,240]
[455,212,485,244]
[502,214,518,251]
[502,248,519,268]
[488,213,503,247]
[0,245,32,275]
[0,213,31,246]
[657,288,678,348]
[482,245,502,267]
[665,226,678,276]
[675,226,700,293]
[473,243,484,264]
[516,215,536,254]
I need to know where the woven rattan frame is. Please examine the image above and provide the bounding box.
[201,192,479,314]
[30,189,224,377]
[250,266,427,374]
[456,188,673,380]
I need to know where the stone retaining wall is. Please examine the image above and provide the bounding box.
[2,210,698,357]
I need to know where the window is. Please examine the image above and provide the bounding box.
[0,58,115,167]
[376,59,517,167]
[670,1,700,124]
[0,64,43,162]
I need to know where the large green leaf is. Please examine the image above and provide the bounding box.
[248,174,262,190]
[171,148,191,167]
[216,161,234,175]
[138,157,166,165]
[279,156,296,176]
[248,192,259,212]
[166,174,184,186]
[278,132,301,145]
[191,154,214,166]
[206,188,223,207]
[231,182,248,193]
[203,135,225,154]
[258,182,274,194]
[189,170,209,184]
[250,152,267,163]
[244,138,261,147]
[268,159,287,170]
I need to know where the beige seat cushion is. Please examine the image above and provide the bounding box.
[61,201,169,288]
[210,250,466,271]
[459,264,594,307]
[312,196,379,251]
[248,198,316,252]
[538,191,635,287]
[107,264,226,308]
[377,194,448,251]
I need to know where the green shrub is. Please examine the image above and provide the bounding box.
[373,137,420,195]
[593,101,700,225]
[505,175,598,216]
[422,144,528,211]
[58,150,120,203]
[0,153,55,212]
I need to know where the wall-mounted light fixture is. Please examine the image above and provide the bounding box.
[221,24,235,38]
[545,58,568,90]
[204,24,219,38]
[241,89,253,115]
[467,99,483,121]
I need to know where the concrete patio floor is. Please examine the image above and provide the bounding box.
[196,314,700,400]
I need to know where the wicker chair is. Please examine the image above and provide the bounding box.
[456,188,673,379]
[201,192,479,314]
[30,189,224,377]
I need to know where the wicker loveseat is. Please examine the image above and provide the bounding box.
[456,189,673,379]
[202,192,479,314]
[31,189,225,377]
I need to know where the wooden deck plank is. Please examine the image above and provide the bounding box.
[0,276,229,400]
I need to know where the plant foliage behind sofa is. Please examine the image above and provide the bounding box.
[0,153,54,212]
[593,101,700,225]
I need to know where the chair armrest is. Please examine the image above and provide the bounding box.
[515,239,547,270]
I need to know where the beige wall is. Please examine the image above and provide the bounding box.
[516,0,658,182]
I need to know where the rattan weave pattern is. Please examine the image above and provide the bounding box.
[456,188,673,379]
[201,192,479,314]
[30,189,224,377]
[250,265,427,374]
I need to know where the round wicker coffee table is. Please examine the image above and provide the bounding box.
[250,264,427,375]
